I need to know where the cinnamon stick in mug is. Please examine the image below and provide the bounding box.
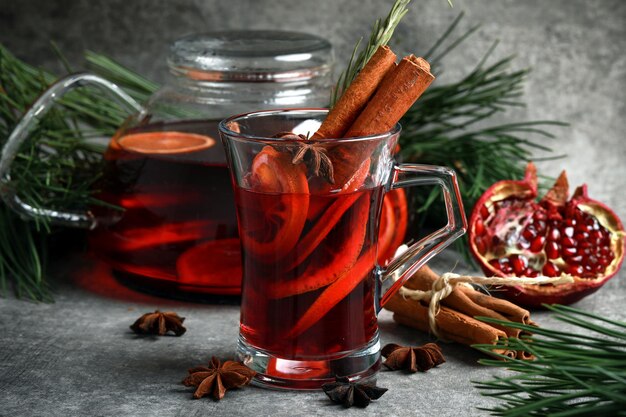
[329,54,435,188]
[312,45,397,139]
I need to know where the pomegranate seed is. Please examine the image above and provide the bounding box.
[566,255,583,264]
[590,230,603,241]
[522,227,537,241]
[567,264,584,276]
[524,268,539,277]
[489,259,501,271]
[475,237,486,255]
[510,254,528,275]
[574,232,589,242]
[579,241,592,248]
[563,226,575,238]
[561,237,576,248]
[475,218,485,236]
[548,228,560,241]
[530,236,545,252]
[594,264,604,273]
[542,262,560,277]
[564,218,577,227]
[584,255,598,267]
[534,211,547,221]
[480,205,490,219]
[562,246,577,257]
[546,241,560,259]
[576,224,590,234]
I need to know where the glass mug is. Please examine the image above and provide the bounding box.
[219,109,467,389]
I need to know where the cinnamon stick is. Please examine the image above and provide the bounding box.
[459,288,532,325]
[345,55,434,137]
[330,55,435,188]
[403,266,524,339]
[312,45,397,139]
[384,265,535,359]
[388,306,515,359]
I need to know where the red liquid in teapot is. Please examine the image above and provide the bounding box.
[89,121,242,294]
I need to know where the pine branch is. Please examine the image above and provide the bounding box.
[398,15,566,261]
[473,305,626,416]
[0,45,153,301]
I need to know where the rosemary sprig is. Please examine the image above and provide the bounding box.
[331,0,412,106]
[473,305,626,416]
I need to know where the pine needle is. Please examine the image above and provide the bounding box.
[397,15,566,261]
[473,305,626,416]
[0,44,150,301]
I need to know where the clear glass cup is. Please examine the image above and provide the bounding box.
[219,109,467,389]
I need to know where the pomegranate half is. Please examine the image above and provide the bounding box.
[469,162,624,307]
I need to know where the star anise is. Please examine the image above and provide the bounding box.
[381,342,445,373]
[129,310,186,336]
[182,357,256,400]
[273,131,335,184]
[322,376,387,408]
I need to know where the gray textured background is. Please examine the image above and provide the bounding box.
[1,1,625,416]
[1,0,625,221]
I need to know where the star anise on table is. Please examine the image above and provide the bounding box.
[322,376,387,408]
[381,342,445,373]
[129,310,186,336]
[273,131,335,184]
[182,357,256,400]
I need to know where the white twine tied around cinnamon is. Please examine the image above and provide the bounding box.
[391,247,575,339]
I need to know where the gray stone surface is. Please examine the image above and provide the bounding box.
[1,1,625,416]
[1,249,624,417]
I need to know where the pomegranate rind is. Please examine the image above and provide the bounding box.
[468,162,625,308]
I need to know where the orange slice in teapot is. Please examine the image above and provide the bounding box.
[176,238,242,294]
[239,145,309,261]
[117,131,215,154]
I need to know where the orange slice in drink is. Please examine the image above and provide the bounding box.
[117,132,215,154]
[241,146,309,260]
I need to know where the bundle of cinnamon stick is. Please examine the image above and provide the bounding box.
[314,45,434,188]
[384,265,536,360]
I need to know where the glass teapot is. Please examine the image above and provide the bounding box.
[0,31,333,297]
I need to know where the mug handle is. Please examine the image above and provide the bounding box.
[377,164,467,311]
[0,73,144,229]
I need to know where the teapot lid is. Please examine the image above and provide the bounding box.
[168,31,333,82]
